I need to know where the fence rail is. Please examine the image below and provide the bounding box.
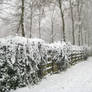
[38,50,88,77]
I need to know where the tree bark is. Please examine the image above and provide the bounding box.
[80,26,83,45]
[51,19,54,43]
[58,0,66,42]
[38,8,41,39]
[77,0,81,46]
[29,6,33,38]
[69,0,75,45]
[21,0,25,37]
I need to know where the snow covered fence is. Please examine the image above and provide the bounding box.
[68,46,88,64]
[0,36,88,92]
[39,42,88,77]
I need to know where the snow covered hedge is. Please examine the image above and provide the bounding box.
[0,36,88,92]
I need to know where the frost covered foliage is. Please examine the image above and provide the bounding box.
[0,36,88,92]
[0,36,45,92]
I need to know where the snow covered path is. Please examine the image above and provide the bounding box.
[14,57,92,92]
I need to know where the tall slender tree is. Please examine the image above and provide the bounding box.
[58,0,66,42]
[17,0,25,37]
[21,0,25,37]
[76,0,83,46]
[69,0,75,45]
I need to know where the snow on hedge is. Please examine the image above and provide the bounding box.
[0,36,88,92]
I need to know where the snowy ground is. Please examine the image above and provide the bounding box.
[13,57,92,92]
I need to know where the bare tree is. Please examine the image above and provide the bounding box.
[69,0,75,45]
[76,0,83,46]
[17,0,25,37]
[37,0,46,39]
[29,0,34,38]
[38,5,41,39]
[50,4,56,43]
[21,0,25,37]
[58,0,66,42]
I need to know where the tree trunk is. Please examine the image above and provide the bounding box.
[69,0,75,45]
[58,0,66,42]
[77,0,81,46]
[51,19,54,43]
[29,6,33,38]
[38,9,41,39]
[80,27,83,45]
[85,31,87,45]
[50,6,55,43]
[21,0,25,37]
[88,30,90,46]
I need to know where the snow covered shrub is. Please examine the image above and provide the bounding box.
[44,41,70,72]
[0,36,46,92]
[0,36,88,92]
[0,44,18,92]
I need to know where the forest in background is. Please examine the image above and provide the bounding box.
[0,0,92,46]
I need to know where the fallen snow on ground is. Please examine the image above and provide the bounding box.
[13,57,92,92]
